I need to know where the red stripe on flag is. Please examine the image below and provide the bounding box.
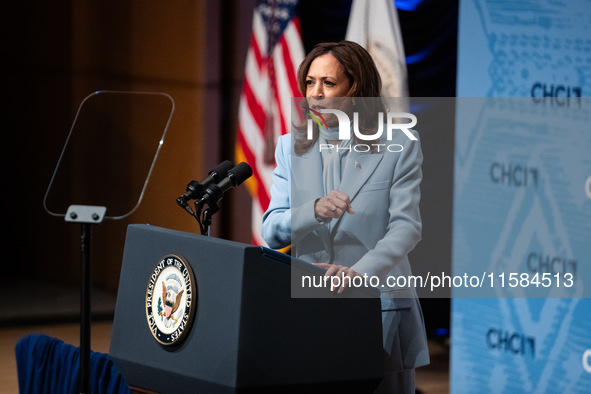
[272,84,287,137]
[243,79,266,135]
[237,129,270,212]
[250,32,263,69]
[280,32,301,99]
[293,16,302,37]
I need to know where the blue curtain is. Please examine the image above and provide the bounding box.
[15,334,131,394]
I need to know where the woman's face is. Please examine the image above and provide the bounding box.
[305,53,351,98]
[305,53,352,127]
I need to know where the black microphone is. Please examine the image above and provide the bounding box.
[177,160,235,202]
[197,162,253,206]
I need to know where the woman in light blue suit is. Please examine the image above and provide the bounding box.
[262,41,429,394]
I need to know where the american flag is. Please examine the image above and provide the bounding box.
[236,0,304,246]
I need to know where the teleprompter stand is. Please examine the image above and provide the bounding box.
[43,91,175,394]
[65,205,106,394]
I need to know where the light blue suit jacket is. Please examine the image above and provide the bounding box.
[262,131,429,370]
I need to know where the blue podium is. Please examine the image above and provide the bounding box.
[109,224,383,393]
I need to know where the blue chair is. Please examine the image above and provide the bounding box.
[15,334,131,394]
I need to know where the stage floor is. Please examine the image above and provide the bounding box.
[0,321,448,393]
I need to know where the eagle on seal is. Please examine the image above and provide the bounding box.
[160,282,184,323]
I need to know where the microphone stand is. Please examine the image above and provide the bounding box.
[193,200,219,236]
[177,196,220,236]
[199,202,219,237]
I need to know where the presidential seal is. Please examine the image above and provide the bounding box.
[145,255,196,346]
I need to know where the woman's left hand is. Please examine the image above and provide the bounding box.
[313,263,361,294]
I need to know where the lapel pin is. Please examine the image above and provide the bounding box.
[355,161,361,169]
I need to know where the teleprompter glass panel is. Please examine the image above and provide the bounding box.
[44,91,174,220]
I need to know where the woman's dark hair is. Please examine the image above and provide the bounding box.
[294,41,387,154]
[297,41,382,97]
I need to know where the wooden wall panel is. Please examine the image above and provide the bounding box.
[67,1,213,291]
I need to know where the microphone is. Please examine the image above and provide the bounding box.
[197,162,253,206]
[177,160,235,202]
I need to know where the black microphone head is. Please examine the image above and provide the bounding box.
[228,162,253,186]
[209,160,235,181]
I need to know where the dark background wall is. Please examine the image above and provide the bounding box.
[4,0,256,293]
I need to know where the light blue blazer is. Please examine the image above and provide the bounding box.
[262,131,429,370]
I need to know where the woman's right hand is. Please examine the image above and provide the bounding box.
[314,190,355,220]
